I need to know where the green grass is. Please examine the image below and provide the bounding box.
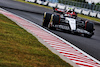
[15,0,100,23]
[78,14,100,22]
[0,14,72,67]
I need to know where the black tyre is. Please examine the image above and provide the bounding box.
[53,15,60,25]
[85,21,94,32]
[84,21,94,38]
[42,12,52,27]
[48,14,56,30]
[47,14,60,30]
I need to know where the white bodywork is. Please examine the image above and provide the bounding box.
[65,17,76,30]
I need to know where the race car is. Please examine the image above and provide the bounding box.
[42,8,95,38]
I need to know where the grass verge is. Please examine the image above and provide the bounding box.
[0,13,72,67]
[15,0,100,23]
[78,14,100,22]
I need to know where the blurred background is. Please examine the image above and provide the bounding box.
[46,0,100,11]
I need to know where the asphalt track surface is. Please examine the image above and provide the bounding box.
[0,0,100,61]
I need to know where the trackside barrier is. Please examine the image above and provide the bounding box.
[24,0,100,19]
[25,0,36,2]
[42,1,49,6]
[74,7,82,14]
[89,11,98,17]
[48,2,57,8]
[57,3,66,10]
[25,0,29,2]
[97,12,100,19]
[82,9,91,15]
[25,0,48,6]
[36,0,43,5]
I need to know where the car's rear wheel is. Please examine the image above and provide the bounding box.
[84,21,94,38]
[85,21,94,32]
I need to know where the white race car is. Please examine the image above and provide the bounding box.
[42,8,95,38]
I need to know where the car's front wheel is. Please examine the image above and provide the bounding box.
[42,12,52,27]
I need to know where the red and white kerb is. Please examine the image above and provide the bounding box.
[0,9,100,67]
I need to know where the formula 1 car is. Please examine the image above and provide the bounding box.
[42,8,95,38]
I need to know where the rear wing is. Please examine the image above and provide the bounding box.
[53,7,66,14]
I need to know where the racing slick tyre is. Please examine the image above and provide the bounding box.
[85,21,94,32]
[84,21,94,38]
[48,14,54,29]
[42,12,52,27]
[48,14,60,30]
[53,15,60,25]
